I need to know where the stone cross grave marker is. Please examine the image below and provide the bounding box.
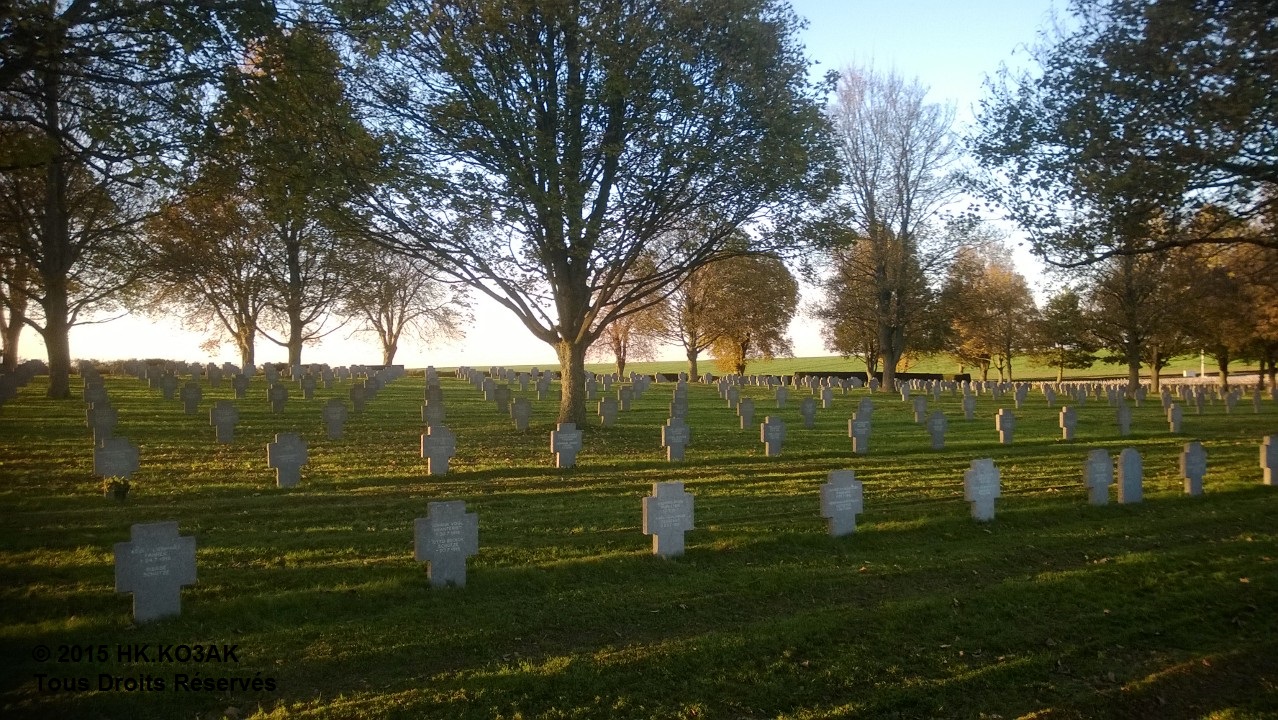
[1117,448,1143,504]
[584,376,597,401]
[421,425,457,475]
[725,386,740,411]
[868,377,880,392]
[95,436,139,479]
[598,397,618,426]
[1260,435,1277,486]
[1059,406,1078,442]
[422,399,446,428]
[84,382,108,407]
[114,521,196,623]
[821,386,834,409]
[760,416,785,456]
[536,376,551,401]
[1043,386,1056,407]
[926,410,947,450]
[912,396,927,424]
[209,401,239,443]
[1116,402,1132,436]
[1167,403,1183,433]
[206,365,222,388]
[349,383,366,413]
[493,384,512,414]
[510,397,532,432]
[642,482,695,558]
[180,382,202,415]
[88,402,117,444]
[964,458,1000,521]
[158,374,178,401]
[737,397,755,430]
[900,384,910,402]
[231,374,249,400]
[996,408,1015,445]
[848,413,871,454]
[414,501,479,588]
[300,374,317,400]
[820,470,863,537]
[775,386,789,409]
[266,433,307,488]
[962,393,976,421]
[264,365,278,384]
[267,383,288,414]
[323,399,348,439]
[662,417,690,462]
[857,396,873,420]
[618,386,633,412]
[1180,441,1207,496]
[799,397,816,429]
[1084,448,1113,505]
[1254,388,1263,414]
[551,423,583,468]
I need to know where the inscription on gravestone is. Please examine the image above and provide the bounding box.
[662,417,690,462]
[421,426,457,475]
[551,423,583,468]
[964,458,1000,521]
[266,433,307,488]
[1083,448,1113,505]
[414,501,479,588]
[642,482,695,558]
[820,470,863,537]
[114,521,196,623]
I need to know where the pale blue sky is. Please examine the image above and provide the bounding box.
[43,2,1062,368]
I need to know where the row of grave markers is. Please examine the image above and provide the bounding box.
[113,436,1278,622]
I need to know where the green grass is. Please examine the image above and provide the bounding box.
[573,353,1259,382]
[2,371,1277,719]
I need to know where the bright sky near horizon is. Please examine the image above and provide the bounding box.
[21,0,1061,370]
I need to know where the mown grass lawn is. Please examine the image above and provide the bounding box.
[1,370,1276,719]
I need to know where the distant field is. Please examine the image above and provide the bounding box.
[538,354,1260,381]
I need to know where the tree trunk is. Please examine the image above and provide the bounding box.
[287,312,304,367]
[1,306,23,372]
[382,341,397,365]
[1149,345,1161,392]
[1216,351,1229,392]
[1125,333,1141,396]
[1006,355,1014,382]
[556,338,588,426]
[1056,363,1064,384]
[879,323,901,393]
[43,279,72,399]
[239,343,254,373]
[686,348,699,379]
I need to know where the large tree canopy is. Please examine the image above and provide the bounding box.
[969,0,1278,267]
[347,0,834,424]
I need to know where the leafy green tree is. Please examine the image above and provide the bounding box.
[144,172,273,370]
[1032,289,1097,383]
[216,22,378,367]
[703,254,798,376]
[939,246,1038,381]
[820,66,963,391]
[969,0,1277,267]
[340,248,470,365]
[0,0,264,397]
[348,0,833,424]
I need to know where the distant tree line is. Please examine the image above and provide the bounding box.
[1,0,1272,420]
